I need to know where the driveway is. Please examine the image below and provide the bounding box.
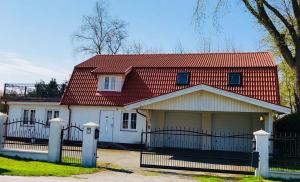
[97,148,140,170]
[0,171,195,182]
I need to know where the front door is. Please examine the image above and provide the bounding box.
[99,111,114,142]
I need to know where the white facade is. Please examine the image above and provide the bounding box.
[70,106,146,144]
[6,102,146,144]
[5,85,289,146]
[7,101,69,122]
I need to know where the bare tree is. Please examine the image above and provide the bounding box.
[73,0,128,55]
[195,0,300,114]
[124,41,144,54]
[173,40,185,54]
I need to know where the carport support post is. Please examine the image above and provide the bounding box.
[48,118,65,163]
[82,122,99,167]
[254,130,270,178]
[0,113,8,151]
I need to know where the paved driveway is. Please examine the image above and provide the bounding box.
[97,149,140,170]
[0,171,195,182]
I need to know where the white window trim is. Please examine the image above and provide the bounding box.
[101,76,117,91]
[21,108,36,125]
[45,109,60,125]
[121,112,138,131]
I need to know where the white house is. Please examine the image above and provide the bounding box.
[1,52,290,148]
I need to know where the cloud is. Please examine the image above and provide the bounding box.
[0,52,69,90]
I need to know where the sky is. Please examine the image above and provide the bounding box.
[0,0,266,90]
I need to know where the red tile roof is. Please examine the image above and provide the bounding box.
[61,52,280,106]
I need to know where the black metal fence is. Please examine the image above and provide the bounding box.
[270,132,300,172]
[2,119,49,151]
[140,128,257,174]
[60,123,83,165]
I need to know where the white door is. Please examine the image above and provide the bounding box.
[99,111,114,142]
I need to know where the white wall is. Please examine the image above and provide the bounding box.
[8,102,69,122]
[6,102,69,139]
[70,106,146,144]
[141,90,270,113]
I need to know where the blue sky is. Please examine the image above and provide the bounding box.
[0,0,266,90]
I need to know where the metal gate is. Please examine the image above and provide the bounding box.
[140,129,258,174]
[2,119,49,151]
[60,124,83,165]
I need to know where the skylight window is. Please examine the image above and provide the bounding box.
[176,72,190,85]
[228,72,242,86]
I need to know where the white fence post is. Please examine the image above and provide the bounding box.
[0,113,8,151]
[254,129,270,178]
[48,118,65,163]
[82,122,99,167]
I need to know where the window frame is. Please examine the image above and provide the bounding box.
[45,110,60,126]
[121,112,138,131]
[176,72,190,85]
[101,76,117,91]
[228,72,243,86]
[22,109,36,125]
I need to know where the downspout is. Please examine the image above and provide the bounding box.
[67,105,72,140]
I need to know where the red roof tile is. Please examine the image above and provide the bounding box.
[61,52,280,106]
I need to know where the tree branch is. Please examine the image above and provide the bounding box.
[242,0,295,67]
[263,0,298,44]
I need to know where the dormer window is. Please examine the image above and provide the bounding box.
[176,72,190,85]
[103,76,116,91]
[228,72,242,86]
[98,75,123,92]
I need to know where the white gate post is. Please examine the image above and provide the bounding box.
[254,129,270,178]
[82,122,99,167]
[48,118,65,163]
[0,113,8,151]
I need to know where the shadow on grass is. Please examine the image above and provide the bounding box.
[0,168,11,174]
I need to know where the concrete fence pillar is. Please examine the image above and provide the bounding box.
[82,122,99,167]
[254,129,270,178]
[0,113,8,151]
[48,118,65,163]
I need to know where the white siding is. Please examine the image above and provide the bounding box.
[70,106,146,144]
[8,102,69,122]
[141,90,270,113]
[6,102,69,140]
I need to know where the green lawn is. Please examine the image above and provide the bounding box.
[0,156,102,176]
[194,176,298,182]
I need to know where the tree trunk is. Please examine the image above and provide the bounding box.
[295,66,300,115]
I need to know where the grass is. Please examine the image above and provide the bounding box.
[194,176,298,182]
[0,156,103,176]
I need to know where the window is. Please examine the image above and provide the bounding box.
[122,113,137,130]
[102,76,117,91]
[46,110,60,125]
[110,77,116,90]
[176,72,190,85]
[104,77,110,90]
[130,113,137,129]
[23,109,35,125]
[228,72,242,86]
[122,113,129,129]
